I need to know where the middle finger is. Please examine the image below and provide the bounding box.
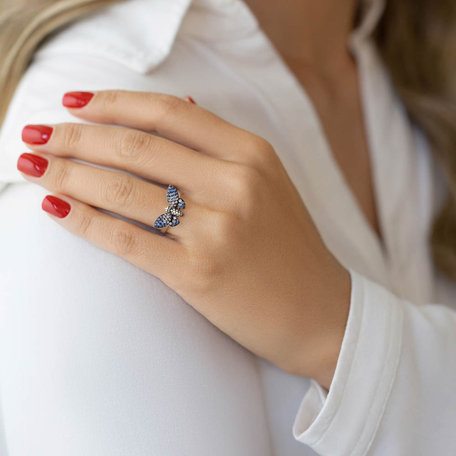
[16,150,204,236]
[21,122,228,197]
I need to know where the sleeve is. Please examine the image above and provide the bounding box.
[0,33,274,456]
[292,267,456,456]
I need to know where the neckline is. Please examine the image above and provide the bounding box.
[220,0,391,280]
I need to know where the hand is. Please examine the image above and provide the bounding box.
[17,90,351,389]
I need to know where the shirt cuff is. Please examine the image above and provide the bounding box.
[292,267,404,456]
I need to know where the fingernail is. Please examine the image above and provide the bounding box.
[62,91,94,108]
[22,124,53,145]
[42,195,71,218]
[184,95,197,105]
[17,153,49,177]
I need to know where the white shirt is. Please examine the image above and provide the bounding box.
[0,0,455,455]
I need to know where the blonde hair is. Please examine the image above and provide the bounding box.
[2,0,456,281]
[374,0,456,282]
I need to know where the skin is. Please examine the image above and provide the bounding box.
[245,0,384,245]
[14,0,381,390]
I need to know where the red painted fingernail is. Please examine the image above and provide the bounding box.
[184,95,197,105]
[17,153,49,177]
[62,91,94,108]
[21,124,53,145]
[42,195,71,218]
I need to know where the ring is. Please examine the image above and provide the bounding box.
[153,184,186,232]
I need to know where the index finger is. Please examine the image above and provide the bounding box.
[62,90,259,163]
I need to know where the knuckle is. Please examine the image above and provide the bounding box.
[77,212,93,238]
[210,210,236,243]
[118,130,153,163]
[110,225,137,256]
[184,213,234,294]
[61,123,83,150]
[103,175,135,207]
[246,134,272,152]
[186,252,221,293]
[52,160,71,192]
[225,164,264,215]
[243,134,277,167]
[154,94,184,121]
[229,164,262,198]
[98,90,120,111]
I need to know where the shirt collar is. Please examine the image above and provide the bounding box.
[185,0,387,45]
[34,0,193,73]
[349,0,386,48]
[35,0,386,74]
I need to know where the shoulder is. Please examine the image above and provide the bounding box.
[0,0,192,185]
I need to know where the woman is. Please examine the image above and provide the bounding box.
[0,0,455,454]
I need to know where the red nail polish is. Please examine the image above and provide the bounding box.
[17,153,49,177]
[42,195,71,218]
[22,124,53,145]
[184,96,197,105]
[62,91,94,108]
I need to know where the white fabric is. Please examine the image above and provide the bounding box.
[1,0,456,455]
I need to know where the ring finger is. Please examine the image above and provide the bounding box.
[16,151,202,238]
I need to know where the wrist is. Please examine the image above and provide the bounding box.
[288,265,351,390]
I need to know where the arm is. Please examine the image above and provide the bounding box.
[0,25,273,456]
[293,267,456,456]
